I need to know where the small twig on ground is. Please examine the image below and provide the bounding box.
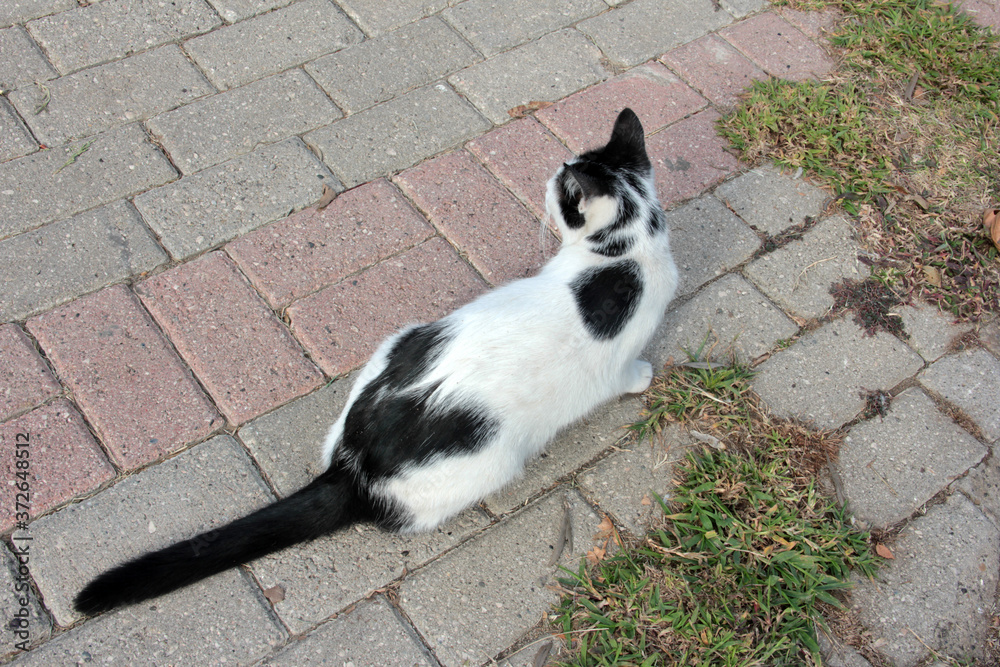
[33,80,50,115]
[793,256,838,291]
[53,140,94,175]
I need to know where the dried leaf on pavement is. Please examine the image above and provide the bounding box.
[508,101,553,118]
[263,584,286,604]
[315,184,337,211]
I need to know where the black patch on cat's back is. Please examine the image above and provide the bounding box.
[571,260,644,340]
[378,322,451,390]
[341,321,500,481]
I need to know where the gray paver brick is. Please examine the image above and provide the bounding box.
[305,84,490,187]
[26,0,220,75]
[400,490,602,666]
[15,570,284,665]
[10,3,75,26]
[0,26,56,91]
[0,0,73,26]
[9,45,213,147]
[0,98,37,162]
[148,68,341,174]
[753,316,925,429]
[576,423,696,535]
[262,596,434,666]
[897,300,972,361]
[498,640,571,667]
[714,166,829,236]
[134,137,337,259]
[980,317,1000,358]
[334,0,449,35]
[27,434,274,626]
[238,377,353,498]
[484,395,643,515]
[0,123,177,239]
[184,0,364,90]
[838,388,987,527]
[206,0,293,23]
[919,348,1000,442]
[743,215,870,319]
[665,195,761,297]
[443,0,606,57]
[0,200,168,322]
[0,543,52,658]
[448,28,607,124]
[251,509,488,634]
[851,492,999,666]
[818,632,874,667]
[719,0,768,19]
[306,16,480,115]
[578,0,732,67]
[647,272,799,368]
[957,454,1000,529]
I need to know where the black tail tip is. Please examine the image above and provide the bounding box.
[73,578,124,616]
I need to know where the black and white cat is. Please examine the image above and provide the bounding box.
[74,108,678,615]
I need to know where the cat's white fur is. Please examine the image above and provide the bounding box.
[321,150,678,532]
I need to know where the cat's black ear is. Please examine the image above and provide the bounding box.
[605,108,649,166]
[564,164,601,201]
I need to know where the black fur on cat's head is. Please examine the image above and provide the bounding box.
[546,108,662,257]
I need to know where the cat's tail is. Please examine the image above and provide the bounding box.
[73,460,373,616]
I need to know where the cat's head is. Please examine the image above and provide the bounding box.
[545,108,661,254]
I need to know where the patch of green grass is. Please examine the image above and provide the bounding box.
[830,0,1000,114]
[721,78,892,212]
[556,364,879,666]
[628,363,754,442]
[720,0,1000,320]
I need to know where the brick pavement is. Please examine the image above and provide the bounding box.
[1,1,999,665]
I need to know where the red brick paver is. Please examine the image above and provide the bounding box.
[227,179,434,309]
[720,12,835,82]
[778,6,844,41]
[647,109,739,206]
[0,400,114,532]
[466,117,573,221]
[136,253,325,425]
[662,35,767,108]
[288,238,487,377]
[0,324,60,422]
[536,62,707,154]
[394,151,557,286]
[27,285,224,469]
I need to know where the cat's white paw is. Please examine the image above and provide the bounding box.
[626,359,653,394]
